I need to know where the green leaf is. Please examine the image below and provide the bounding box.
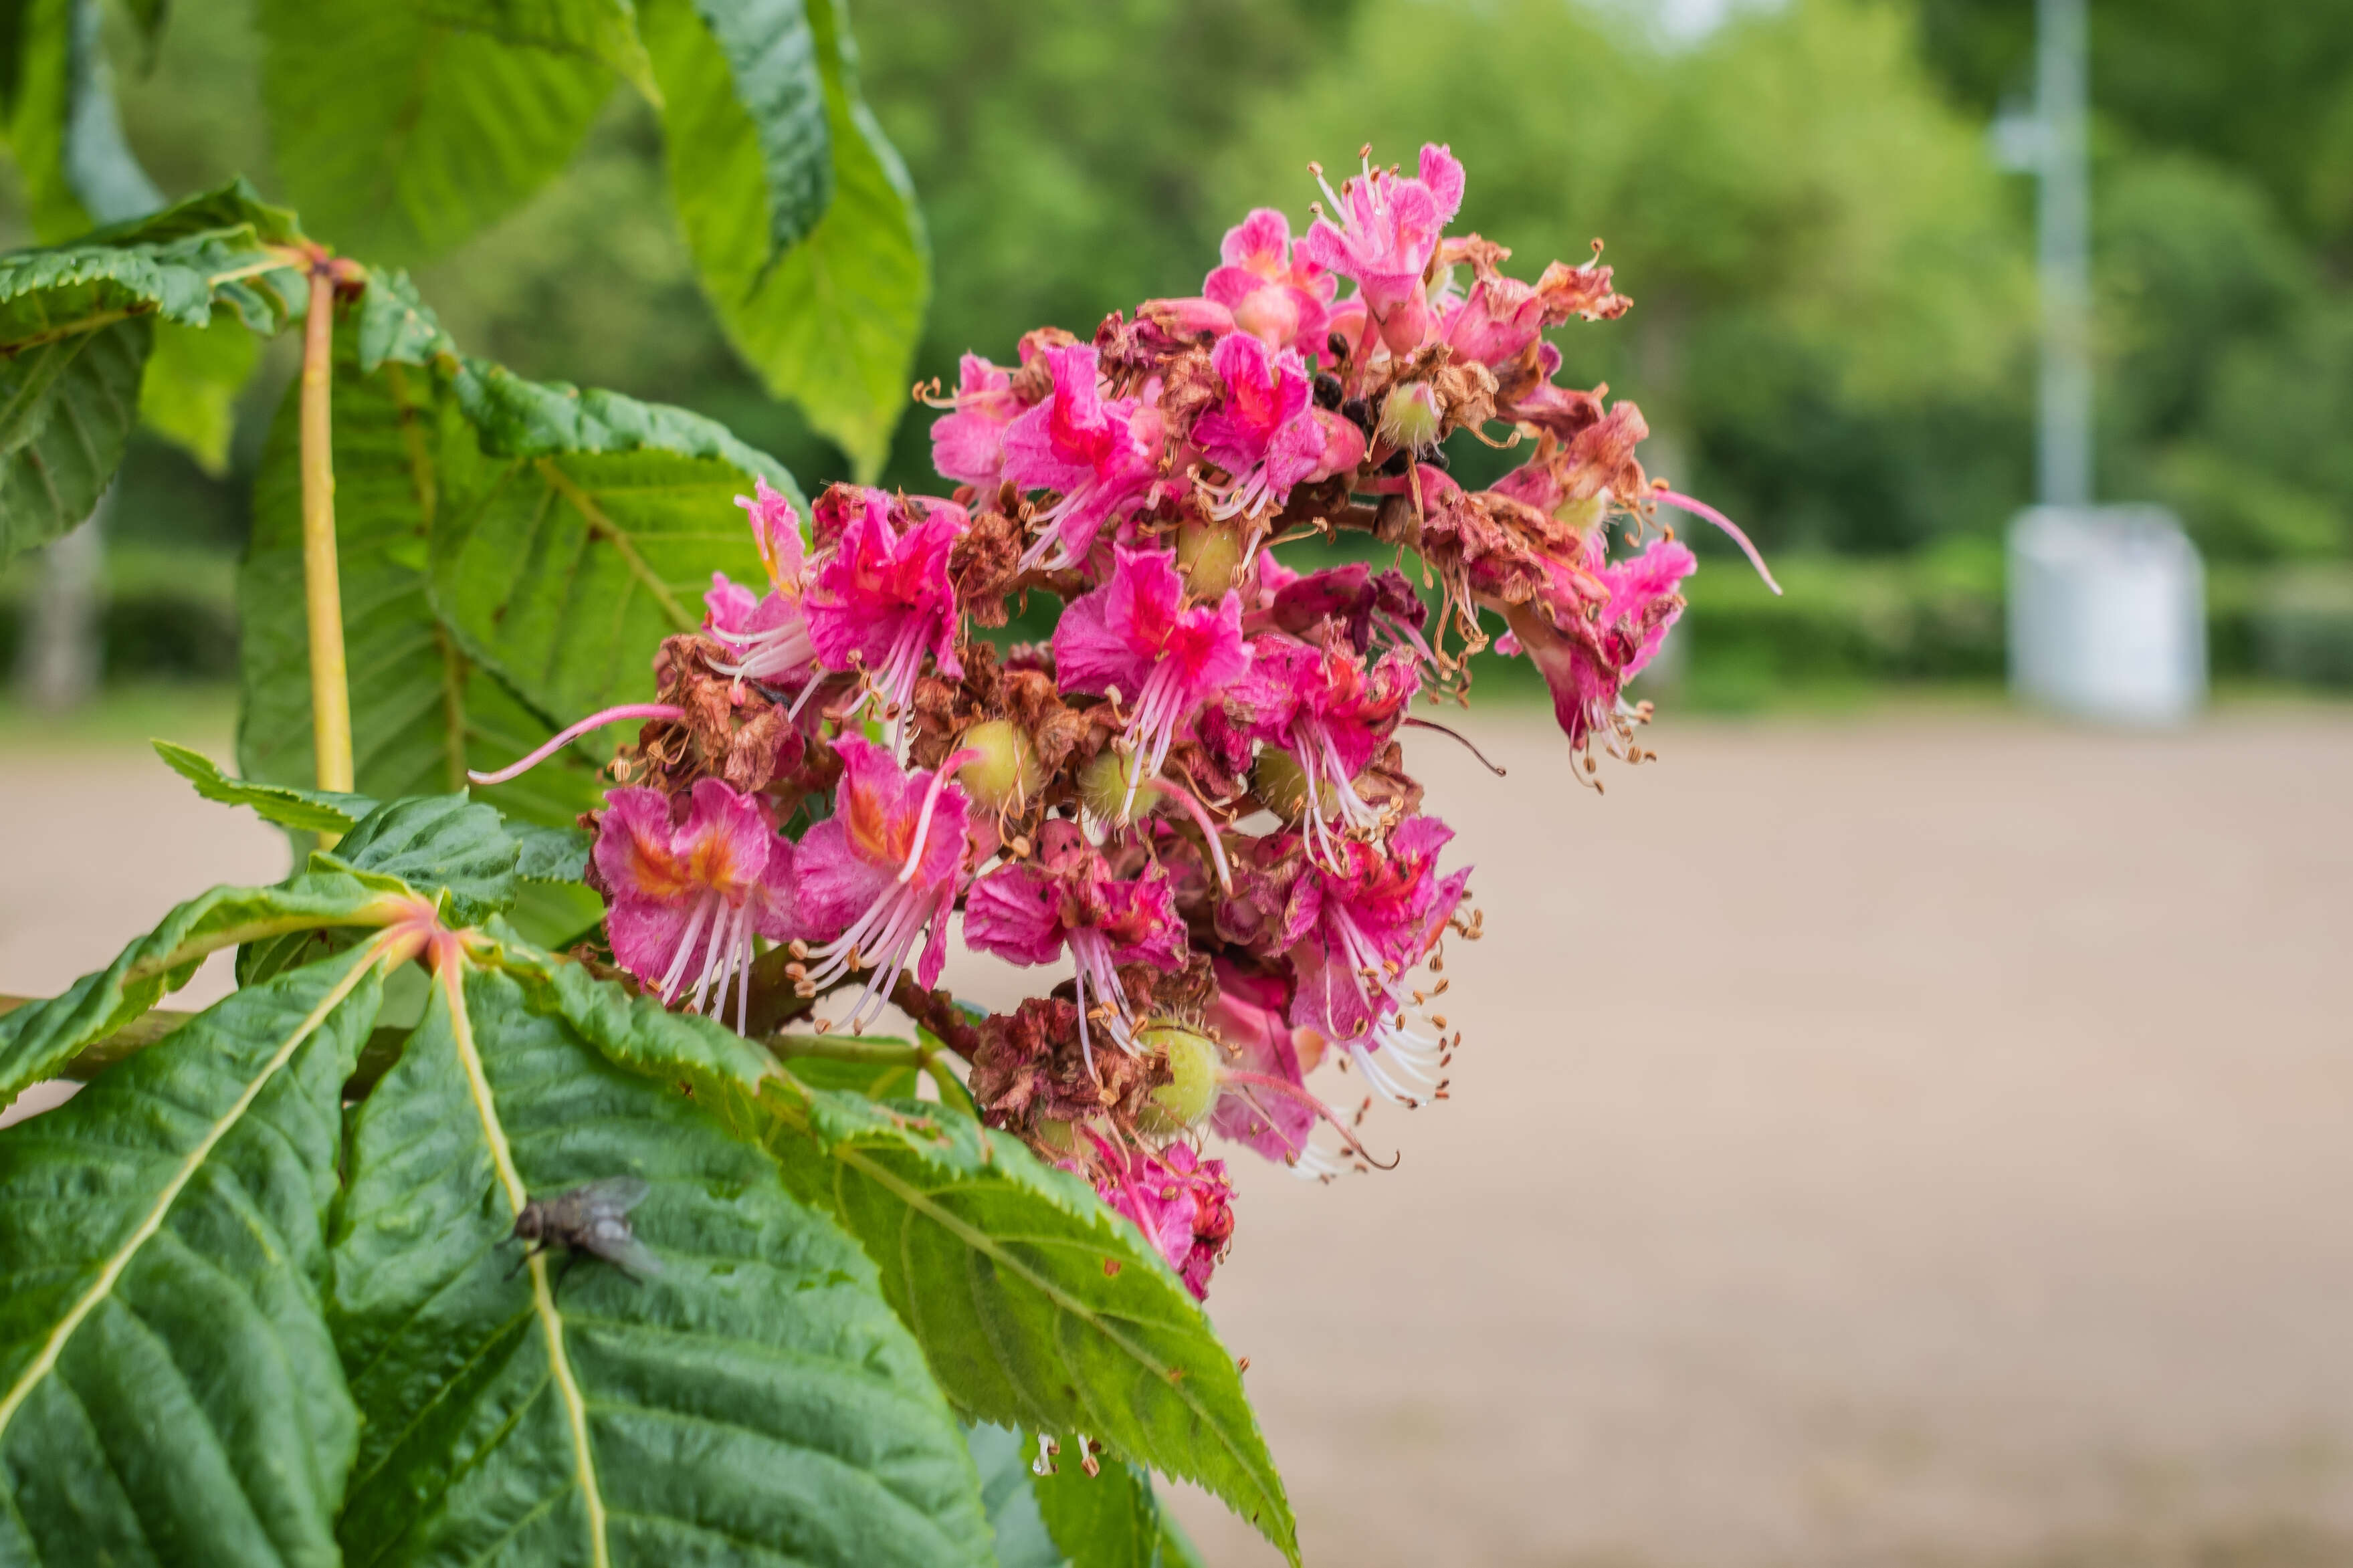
[151,737,380,834]
[3,0,163,243]
[324,794,520,924]
[431,356,789,729]
[237,344,607,828]
[0,314,144,562]
[511,820,592,881]
[330,962,994,1566]
[258,0,612,264]
[684,0,833,257]
[0,865,413,1102]
[966,1423,1206,1568]
[419,0,659,100]
[484,926,780,1099]
[0,945,387,1563]
[644,0,927,477]
[352,266,456,374]
[760,1085,1299,1565]
[968,1423,1064,1568]
[0,179,303,560]
[138,308,260,474]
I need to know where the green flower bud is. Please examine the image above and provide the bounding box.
[1252,748,1330,822]
[956,719,1042,812]
[1138,1021,1222,1133]
[1078,746,1153,826]
[1176,516,1245,600]
[1379,381,1444,453]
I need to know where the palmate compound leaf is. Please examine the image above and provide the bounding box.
[429,356,795,732]
[329,957,995,1566]
[0,942,391,1564]
[642,0,926,478]
[0,863,414,1103]
[237,338,611,832]
[754,1087,1300,1564]
[257,0,613,265]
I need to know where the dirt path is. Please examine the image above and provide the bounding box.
[5,709,2350,1565]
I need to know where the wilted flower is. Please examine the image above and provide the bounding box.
[1083,1128,1235,1299]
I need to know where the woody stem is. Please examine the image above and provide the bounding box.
[299,262,355,824]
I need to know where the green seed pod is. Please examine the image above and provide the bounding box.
[956,718,1042,812]
[1078,746,1153,826]
[1176,516,1245,600]
[1252,748,1329,822]
[1031,1117,1078,1157]
[1138,1021,1222,1133]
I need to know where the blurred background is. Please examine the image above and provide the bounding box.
[3,1,2350,1563]
[11,0,2353,703]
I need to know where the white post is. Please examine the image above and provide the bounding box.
[2007,0,2206,723]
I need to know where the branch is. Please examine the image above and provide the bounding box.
[300,260,355,822]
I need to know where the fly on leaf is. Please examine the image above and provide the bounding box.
[509,1175,662,1283]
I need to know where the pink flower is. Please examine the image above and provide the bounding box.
[1192,332,1328,522]
[1202,963,1322,1169]
[791,736,973,1030]
[1303,144,1465,356]
[1441,271,1546,368]
[1052,545,1250,809]
[803,487,964,737]
[1213,635,1421,861]
[1502,537,1695,754]
[1283,814,1469,1103]
[963,820,1188,1073]
[1084,1129,1234,1300]
[1203,208,1334,353]
[593,780,798,1033]
[1001,344,1164,571]
[706,480,819,690]
[928,354,1026,494]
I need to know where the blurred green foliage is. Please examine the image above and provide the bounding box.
[7,0,2352,604]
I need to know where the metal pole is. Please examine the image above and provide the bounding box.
[2037,0,2093,508]
[16,495,108,711]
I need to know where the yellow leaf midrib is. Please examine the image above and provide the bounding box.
[439,962,609,1568]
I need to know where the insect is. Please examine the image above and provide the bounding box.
[508,1175,662,1286]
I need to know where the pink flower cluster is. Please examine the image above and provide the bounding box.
[480,144,1772,1299]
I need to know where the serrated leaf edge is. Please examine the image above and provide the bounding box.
[0,935,395,1442]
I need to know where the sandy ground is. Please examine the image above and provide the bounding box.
[4,707,2350,1566]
